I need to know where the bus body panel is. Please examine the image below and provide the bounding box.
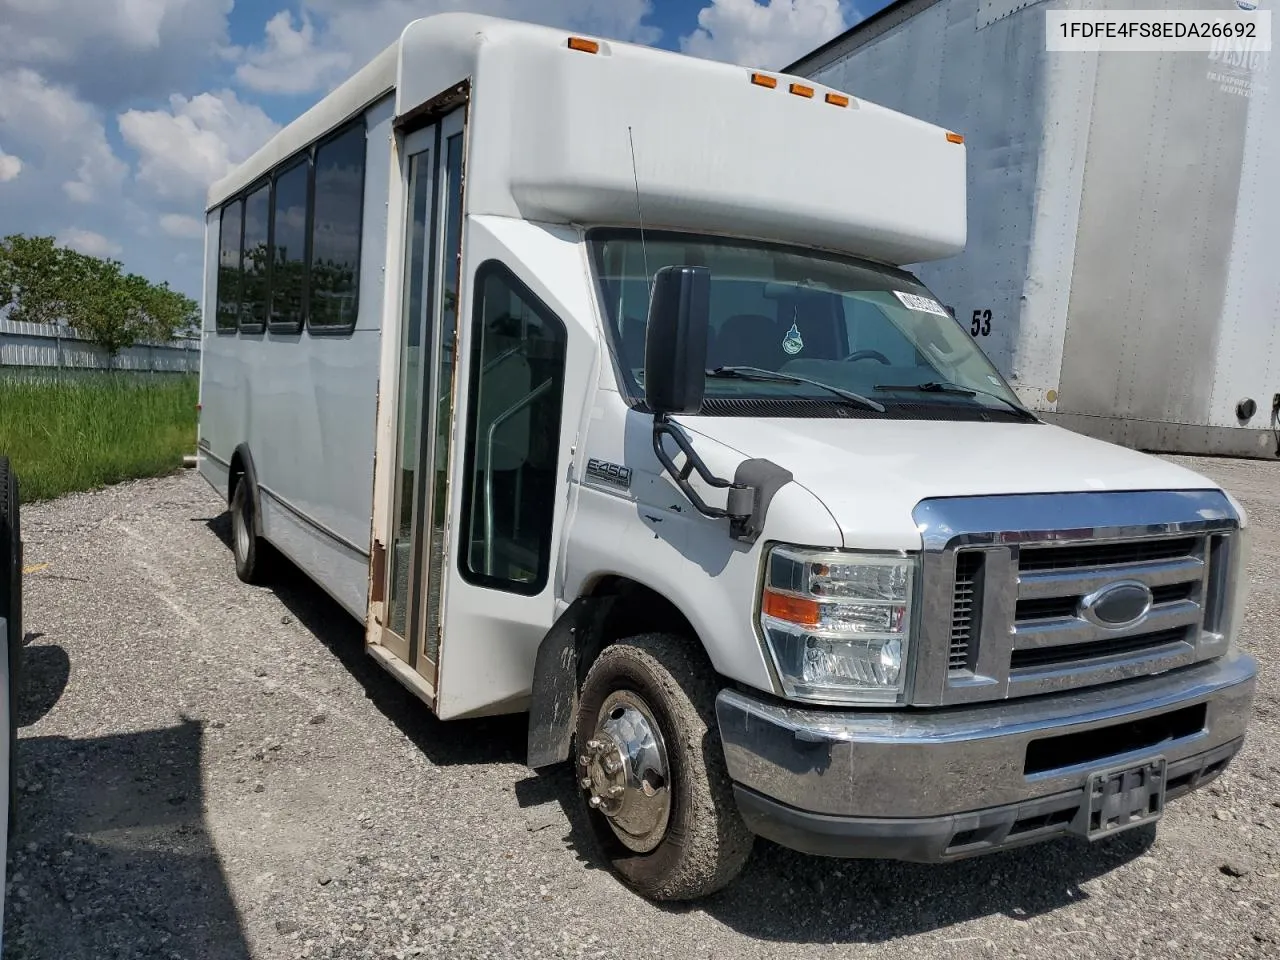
[198,94,395,618]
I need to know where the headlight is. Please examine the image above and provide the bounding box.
[760,545,917,705]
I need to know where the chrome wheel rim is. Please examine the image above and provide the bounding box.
[233,492,251,562]
[579,690,671,853]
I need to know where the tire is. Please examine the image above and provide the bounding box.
[574,633,753,901]
[0,456,21,836]
[230,475,270,584]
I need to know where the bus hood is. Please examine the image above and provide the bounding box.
[677,417,1221,551]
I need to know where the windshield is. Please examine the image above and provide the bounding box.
[589,230,1025,418]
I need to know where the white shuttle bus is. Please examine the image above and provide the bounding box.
[199,13,1257,901]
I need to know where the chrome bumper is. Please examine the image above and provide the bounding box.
[716,651,1256,861]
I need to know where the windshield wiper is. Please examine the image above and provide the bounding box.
[874,381,1037,420]
[709,366,886,413]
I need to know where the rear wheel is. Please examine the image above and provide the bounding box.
[230,475,270,584]
[0,456,21,835]
[574,633,753,901]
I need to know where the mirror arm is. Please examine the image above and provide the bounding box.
[652,416,753,524]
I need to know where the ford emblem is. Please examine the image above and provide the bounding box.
[1079,581,1153,628]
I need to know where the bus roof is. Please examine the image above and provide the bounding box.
[208,13,967,266]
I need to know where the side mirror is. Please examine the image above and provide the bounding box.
[644,265,710,415]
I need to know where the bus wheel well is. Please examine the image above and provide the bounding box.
[580,576,698,676]
[227,451,246,505]
[525,577,704,770]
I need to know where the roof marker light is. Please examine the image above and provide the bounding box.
[946,131,965,144]
[789,83,815,98]
[825,92,851,107]
[568,36,600,54]
[751,72,778,88]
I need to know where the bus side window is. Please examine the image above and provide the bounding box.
[460,263,568,595]
[216,199,243,333]
[269,158,309,332]
[309,123,366,332]
[240,181,271,333]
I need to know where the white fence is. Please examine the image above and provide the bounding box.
[0,318,199,373]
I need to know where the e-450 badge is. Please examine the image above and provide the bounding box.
[586,458,632,489]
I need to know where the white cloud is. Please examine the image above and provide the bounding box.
[0,147,20,182]
[235,11,352,94]
[119,90,280,203]
[681,0,851,69]
[233,0,661,96]
[0,0,233,108]
[59,228,123,258]
[0,69,127,203]
[159,213,205,239]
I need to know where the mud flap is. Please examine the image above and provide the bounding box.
[526,597,613,769]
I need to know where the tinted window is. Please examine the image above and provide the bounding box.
[216,201,242,332]
[270,159,309,332]
[591,230,1022,416]
[461,263,567,595]
[240,182,271,331]
[309,124,365,330]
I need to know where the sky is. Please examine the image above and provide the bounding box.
[0,0,870,301]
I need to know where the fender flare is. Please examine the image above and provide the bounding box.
[229,443,265,539]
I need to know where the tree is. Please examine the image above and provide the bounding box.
[68,261,151,362]
[0,235,91,327]
[138,281,200,343]
[0,233,199,362]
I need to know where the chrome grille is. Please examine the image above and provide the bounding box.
[911,490,1242,707]
[1018,536,1200,571]
[1010,535,1205,675]
[1009,627,1190,670]
[950,552,982,672]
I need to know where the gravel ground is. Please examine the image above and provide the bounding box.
[3,457,1278,959]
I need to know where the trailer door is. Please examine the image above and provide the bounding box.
[372,108,466,694]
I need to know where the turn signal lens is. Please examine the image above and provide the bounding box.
[825,92,851,107]
[789,83,815,98]
[751,72,778,88]
[568,36,600,54]
[946,131,965,144]
[762,589,820,626]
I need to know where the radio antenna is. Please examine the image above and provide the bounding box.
[627,126,653,297]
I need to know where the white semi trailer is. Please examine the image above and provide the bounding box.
[789,0,1280,458]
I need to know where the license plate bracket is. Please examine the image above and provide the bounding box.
[1077,757,1167,840]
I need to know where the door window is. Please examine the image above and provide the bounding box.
[460,263,567,594]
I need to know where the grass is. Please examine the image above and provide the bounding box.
[0,371,198,502]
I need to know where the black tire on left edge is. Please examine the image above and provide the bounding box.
[574,633,754,901]
[0,456,22,836]
[230,474,271,585]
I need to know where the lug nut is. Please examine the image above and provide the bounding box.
[608,785,624,797]
[579,755,590,768]
[588,796,603,808]
[580,777,592,789]
[586,739,604,754]
[604,758,622,775]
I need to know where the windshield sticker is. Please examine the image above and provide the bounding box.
[782,322,804,355]
[893,291,951,318]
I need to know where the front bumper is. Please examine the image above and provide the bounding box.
[716,650,1256,861]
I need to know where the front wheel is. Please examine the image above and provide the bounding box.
[574,634,753,901]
